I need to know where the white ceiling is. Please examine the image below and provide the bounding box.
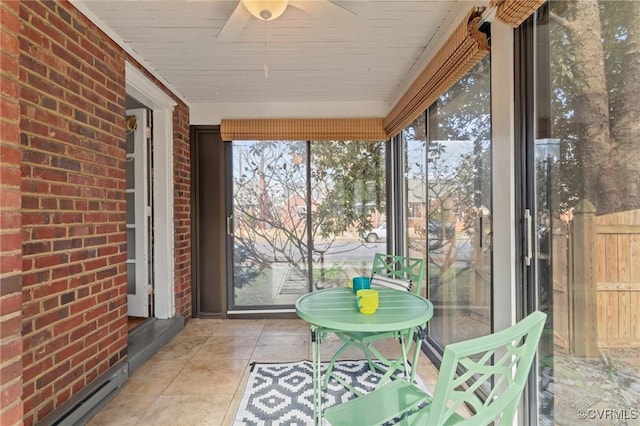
[72,1,476,123]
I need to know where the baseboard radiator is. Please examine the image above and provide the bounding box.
[38,362,129,426]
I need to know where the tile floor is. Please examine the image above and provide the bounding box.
[87,318,440,426]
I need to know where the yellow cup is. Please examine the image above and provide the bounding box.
[356,289,379,315]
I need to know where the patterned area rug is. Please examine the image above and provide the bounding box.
[232,359,429,425]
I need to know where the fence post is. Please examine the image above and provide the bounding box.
[571,199,599,357]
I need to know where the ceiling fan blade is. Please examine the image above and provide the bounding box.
[217,1,252,41]
[289,1,357,26]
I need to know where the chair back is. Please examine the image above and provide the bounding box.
[370,253,426,294]
[427,311,546,425]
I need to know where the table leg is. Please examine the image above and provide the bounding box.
[377,327,420,386]
[401,328,413,379]
[311,325,323,425]
[409,324,427,382]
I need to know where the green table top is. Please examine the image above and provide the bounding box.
[295,287,433,333]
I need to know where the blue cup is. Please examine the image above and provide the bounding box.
[352,276,371,294]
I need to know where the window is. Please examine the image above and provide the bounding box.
[423,56,492,350]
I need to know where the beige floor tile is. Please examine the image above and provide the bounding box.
[163,358,250,395]
[211,319,266,337]
[416,362,439,391]
[205,334,260,346]
[261,318,310,336]
[179,319,224,337]
[252,334,310,361]
[136,395,232,426]
[255,334,308,347]
[86,394,157,425]
[251,342,309,361]
[119,359,185,396]
[191,338,256,361]
[152,335,209,362]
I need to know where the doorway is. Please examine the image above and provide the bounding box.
[125,62,176,320]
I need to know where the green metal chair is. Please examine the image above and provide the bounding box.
[324,310,547,425]
[323,253,426,389]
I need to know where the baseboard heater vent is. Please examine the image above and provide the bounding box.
[39,362,129,426]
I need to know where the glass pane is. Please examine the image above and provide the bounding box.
[536,2,640,423]
[127,263,135,294]
[231,140,309,307]
[126,229,135,260]
[126,192,135,224]
[126,123,135,153]
[310,140,386,290]
[126,157,134,189]
[426,57,492,349]
[404,115,428,297]
[229,139,388,309]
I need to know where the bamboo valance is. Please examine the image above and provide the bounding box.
[220,118,387,141]
[383,8,490,138]
[490,0,545,27]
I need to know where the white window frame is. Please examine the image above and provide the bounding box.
[490,20,518,333]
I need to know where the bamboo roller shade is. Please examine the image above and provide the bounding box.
[490,0,546,27]
[383,8,490,138]
[220,118,387,141]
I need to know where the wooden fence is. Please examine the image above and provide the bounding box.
[554,201,640,356]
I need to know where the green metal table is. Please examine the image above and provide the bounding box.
[295,287,433,425]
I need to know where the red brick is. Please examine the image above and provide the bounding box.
[0,253,21,274]
[0,233,22,252]
[0,357,22,386]
[0,122,20,145]
[0,314,22,336]
[0,187,21,209]
[21,356,53,384]
[0,337,22,365]
[0,400,23,426]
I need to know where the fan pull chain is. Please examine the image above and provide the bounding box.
[263,18,269,79]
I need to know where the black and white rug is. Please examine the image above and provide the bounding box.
[232,360,429,425]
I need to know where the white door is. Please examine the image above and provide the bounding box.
[126,108,151,317]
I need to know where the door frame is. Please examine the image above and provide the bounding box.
[125,62,176,319]
[125,108,151,317]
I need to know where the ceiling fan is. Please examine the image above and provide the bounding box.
[217,0,357,41]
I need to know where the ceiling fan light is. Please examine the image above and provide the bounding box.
[242,0,288,21]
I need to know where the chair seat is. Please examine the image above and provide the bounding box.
[324,379,430,426]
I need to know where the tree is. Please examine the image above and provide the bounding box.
[232,140,385,289]
[551,0,640,214]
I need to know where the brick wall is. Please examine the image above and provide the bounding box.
[1,1,24,424]
[1,1,192,423]
[19,1,129,423]
[173,104,192,318]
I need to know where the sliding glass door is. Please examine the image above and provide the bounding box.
[526,3,640,424]
[228,140,386,311]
